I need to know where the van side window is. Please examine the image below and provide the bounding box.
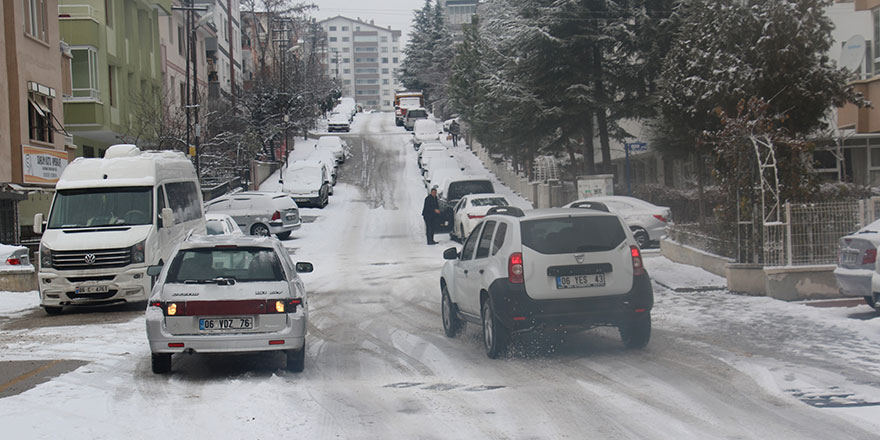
[475,221,496,259]
[491,222,507,256]
[166,182,201,222]
[157,186,167,226]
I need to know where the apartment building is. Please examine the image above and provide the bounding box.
[442,0,478,40]
[2,0,75,243]
[59,0,169,157]
[318,16,402,111]
[195,0,242,98]
[159,0,211,121]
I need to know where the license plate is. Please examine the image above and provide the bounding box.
[843,253,857,264]
[294,198,310,203]
[199,317,253,331]
[75,285,109,294]
[556,274,605,289]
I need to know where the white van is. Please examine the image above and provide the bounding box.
[34,144,205,315]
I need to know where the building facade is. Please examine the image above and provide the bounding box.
[59,0,170,157]
[3,0,75,243]
[442,0,478,40]
[195,0,242,98]
[318,16,401,111]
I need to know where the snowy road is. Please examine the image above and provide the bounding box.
[2,113,880,438]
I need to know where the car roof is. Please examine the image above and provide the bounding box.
[487,208,618,222]
[180,234,279,249]
[291,159,326,169]
[205,213,233,221]
[465,193,508,200]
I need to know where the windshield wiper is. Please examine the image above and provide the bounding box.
[182,277,237,285]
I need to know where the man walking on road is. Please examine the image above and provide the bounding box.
[448,120,461,147]
[422,188,441,245]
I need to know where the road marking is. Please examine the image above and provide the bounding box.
[0,359,63,393]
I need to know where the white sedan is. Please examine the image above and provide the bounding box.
[205,213,244,236]
[564,195,670,248]
[316,136,346,163]
[834,219,880,310]
[450,193,511,241]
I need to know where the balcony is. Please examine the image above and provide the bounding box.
[58,4,100,22]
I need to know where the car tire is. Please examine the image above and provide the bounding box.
[151,353,172,374]
[276,231,291,240]
[482,297,508,359]
[286,343,305,373]
[43,306,63,316]
[619,315,651,349]
[632,227,650,249]
[251,223,270,237]
[865,294,880,311]
[442,285,464,338]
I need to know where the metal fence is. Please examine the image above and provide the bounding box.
[666,222,737,260]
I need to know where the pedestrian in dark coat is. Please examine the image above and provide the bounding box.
[422,188,441,245]
[448,120,461,147]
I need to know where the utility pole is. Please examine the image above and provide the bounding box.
[172,0,209,180]
[273,17,292,184]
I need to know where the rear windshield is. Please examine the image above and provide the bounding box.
[521,216,626,254]
[166,247,284,283]
[471,197,508,207]
[408,110,428,118]
[448,181,494,200]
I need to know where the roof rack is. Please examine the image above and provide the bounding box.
[568,201,610,212]
[486,206,525,217]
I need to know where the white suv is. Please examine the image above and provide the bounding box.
[439,207,653,358]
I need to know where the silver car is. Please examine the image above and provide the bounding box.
[145,235,314,374]
[205,191,301,239]
[565,196,671,249]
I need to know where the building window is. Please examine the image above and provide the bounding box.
[356,79,379,85]
[108,66,116,107]
[392,57,398,64]
[342,47,350,53]
[354,35,378,43]
[343,68,351,74]
[24,0,49,42]
[329,26,337,31]
[382,79,389,85]
[341,26,349,31]
[105,0,113,28]
[382,89,389,96]
[381,47,388,53]
[382,68,389,74]
[383,100,390,106]
[392,47,398,53]
[329,37,337,42]
[28,92,54,143]
[343,79,351,85]
[178,26,185,56]
[342,58,350,63]
[392,36,399,43]
[342,37,349,42]
[382,58,388,64]
[380,36,388,42]
[70,47,100,101]
[83,145,95,158]
[355,57,377,63]
[355,47,377,52]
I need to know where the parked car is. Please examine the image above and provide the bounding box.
[404,107,429,131]
[204,191,301,239]
[419,147,454,172]
[424,157,465,186]
[145,234,314,374]
[440,207,653,358]
[412,119,441,149]
[316,136,346,163]
[436,176,496,229]
[450,194,511,242]
[834,219,880,310]
[564,195,670,249]
[307,149,338,190]
[205,213,244,236]
[328,113,351,132]
[284,161,331,208]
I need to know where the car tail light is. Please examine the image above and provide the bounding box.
[269,298,302,313]
[6,258,21,265]
[863,248,877,265]
[271,210,281,221]
[653,214,668,223]
[631,246,645,276]
[508,252,524,284]
[467,214,485,219]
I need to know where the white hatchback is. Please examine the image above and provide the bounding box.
[450,193,511,241]
[145,235,314,374]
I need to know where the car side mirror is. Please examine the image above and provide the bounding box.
[295,262,314,273]
[443,247,459,260]
[161,208,175,228]
[146,264,164,277]
[33,213,44,234]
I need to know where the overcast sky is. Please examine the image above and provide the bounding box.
[311,0,424,43]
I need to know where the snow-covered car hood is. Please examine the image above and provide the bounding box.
[41,224,152,251]
[415,131,440,142]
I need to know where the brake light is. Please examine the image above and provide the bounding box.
[271,211,281,221]
[149,301,163,308]
[653,214,668,223]
[5,258,21,265]
[508,252,524,284]
[167,303,179,316]
[631,246,645,276]
[863,249,877,265]
[268,298,302,313]
[467,214,485,219]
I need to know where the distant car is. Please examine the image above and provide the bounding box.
[205,213,244,236]
[0,244,30,267]
[284,161,331,208]
[565,196,670,249]
[404,108,429,131]
[436,176,496,230]
[440,207,653,358]
[307,149,338,190]
[419,146,453,171]
[412,119,441,149]
[145,234,314,374]
[205,191,301,239]
[450,193,511,242]
[316,136,346,163]
[328,113,350,132]
[834,219,880,311]
[424,157,464,187]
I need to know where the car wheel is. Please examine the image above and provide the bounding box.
[251,223,270,237]
[482,297,508,359]
[151,353,172,374]
[43,306,63,316]
[866,294,880,311]
[632,227,650,249]
[442,285,464,338]
[286,343,305,373]
[619,315,651,349]
[276,231,292,240]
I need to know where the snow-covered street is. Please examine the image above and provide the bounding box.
[2,113,880,439]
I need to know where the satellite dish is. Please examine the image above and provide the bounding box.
[840,35,866,72]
